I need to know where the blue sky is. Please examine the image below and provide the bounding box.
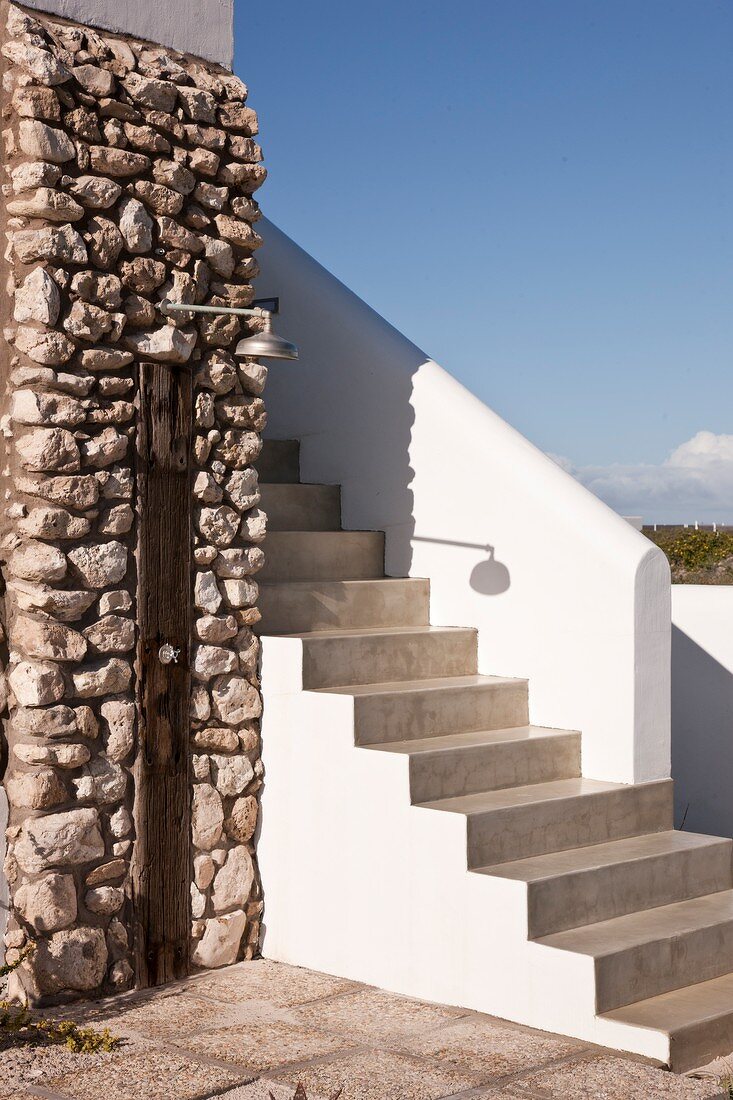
[234,1,733,520]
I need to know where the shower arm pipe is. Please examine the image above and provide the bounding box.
[159,302,268,318]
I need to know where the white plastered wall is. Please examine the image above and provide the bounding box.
[256,219,671,785]
[257,673,671,1061]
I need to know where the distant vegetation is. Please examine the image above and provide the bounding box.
[645,527,733,584]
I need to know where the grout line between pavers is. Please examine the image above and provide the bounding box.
[365,1038,584,1089]
[125,1033,260,1083]
[259,1043,609,1100]
[261,1040,491,1093]
[439,1046,615,1099]
[21,1044,252,1100]
[263,1042,389,1079]
[247,1043,379,1088]
[176,998,599,1094]
[200,1084,266,1100]
[16,962,721,1100]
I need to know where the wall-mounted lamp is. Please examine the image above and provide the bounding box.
[159,301,299,361]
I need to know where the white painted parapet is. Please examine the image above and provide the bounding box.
[257,220,671,784]
[21,0,234,67]
[672,585,733,838]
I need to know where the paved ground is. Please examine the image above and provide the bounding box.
[0,959,728,1099]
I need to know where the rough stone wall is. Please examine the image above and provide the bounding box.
[0,1,267,1000]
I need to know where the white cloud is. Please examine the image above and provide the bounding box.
[550,431,733,523]
[667,431,733,468]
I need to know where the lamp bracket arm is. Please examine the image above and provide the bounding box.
[159,302,267,318]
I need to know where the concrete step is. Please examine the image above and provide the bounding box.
[420,778,673,867]
[316,674,529,746]
[538,890,733,1014]
[480,831,733,937]
[258,531,385,582]
[369,725,581,802]
[602,969,733,1072]
[256,439,300,482]
[259,483,341,531]
[296,626,478,689]
[257,578,431,634]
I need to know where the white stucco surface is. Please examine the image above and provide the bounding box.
[672,584,733,838]
[258,666,673,1062]
[22,0,234,66]
[257,219,671,785]
[255,221,676,1056]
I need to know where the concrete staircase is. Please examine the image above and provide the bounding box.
[256,439,733,1073]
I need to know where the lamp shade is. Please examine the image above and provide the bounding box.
[234,311,298,361]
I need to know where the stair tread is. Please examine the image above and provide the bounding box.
[278,625,476,642]
[477,830,732,884]
[536,889,733,957]
[419,776,628,813]
[602,969,733,1035]
[366,725,578,756]
[315,673,525,697]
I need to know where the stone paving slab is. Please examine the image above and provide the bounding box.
[293,987,469,1043]
[470,1055,727,1098]
[42,1044,250,1100]
[393,1015,581,1078]
[193,959,361,1007]
[267,1047,481,1099]
[217,1085,331,1100]
[70,989,244,1040]
[0,959,727,1099]
[0,1043,115,1097]
[178,1019,357,1072]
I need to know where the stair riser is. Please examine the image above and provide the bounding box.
[354,681,529,746]
[468,782,673,867]
[409,733,581,803]
[596,918,733,1012]
[670,1015,733,1074]
[257,439,300,482]
[302,630,478,689]
[258,532,385,582]
[257,579,431,634]
[259,484,341,531]
[528,841,733,938]
[253,437,733,1072]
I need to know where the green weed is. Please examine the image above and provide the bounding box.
[1,943,119,1053]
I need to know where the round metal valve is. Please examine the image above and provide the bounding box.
[158,643,181,665]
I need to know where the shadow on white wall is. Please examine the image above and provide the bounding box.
[672,590,733,839]
[412,536,511,595]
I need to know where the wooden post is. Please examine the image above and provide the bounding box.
[132,361,192,987]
